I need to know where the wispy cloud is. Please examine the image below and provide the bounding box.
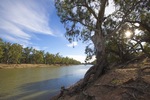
[0,0,53,46]
[67,42,78,47]
[66,55,96,63]
[66,55,86,63]
[32,45,47,51]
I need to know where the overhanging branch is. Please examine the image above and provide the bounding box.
[65,17,97,32]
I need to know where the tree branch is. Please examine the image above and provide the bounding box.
[106,0,142,39]
[84,1,98,20]
[97,0,108,25]
[132,39,145,53]
[106,20,124,39]
[76,3,98,20]
[65,17,98,32]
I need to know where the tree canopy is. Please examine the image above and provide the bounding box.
[0,39,81,65]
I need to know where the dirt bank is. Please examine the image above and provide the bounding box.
[0,64,66,69]
[51,57,150,100]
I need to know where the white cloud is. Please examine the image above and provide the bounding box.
[66,55,86,63]
[0,33,31,47]
[0,0,53,46]
[66,55,96,63]
[67,42,78,47]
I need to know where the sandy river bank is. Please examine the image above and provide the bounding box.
[0,64,66,69]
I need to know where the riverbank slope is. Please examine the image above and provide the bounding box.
[51,56,150,100]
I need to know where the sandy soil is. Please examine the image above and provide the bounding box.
[0,64,64,69]
[51,57,150,100]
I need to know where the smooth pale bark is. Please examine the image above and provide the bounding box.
[82,0,109,85]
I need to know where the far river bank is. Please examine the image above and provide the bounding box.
[0,64,74,69]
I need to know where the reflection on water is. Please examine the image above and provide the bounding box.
[0,65,92,100]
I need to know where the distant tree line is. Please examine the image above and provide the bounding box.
[0,38,81,64]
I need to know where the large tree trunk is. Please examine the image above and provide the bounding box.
[81,0,108,84]
[81,0,108,88]
[93,32,107,78]
[83,30,108,84]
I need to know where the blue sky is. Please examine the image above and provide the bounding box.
[0,0,115,63]
[0,0,89,63]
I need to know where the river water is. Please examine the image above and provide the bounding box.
[0,65,91,100]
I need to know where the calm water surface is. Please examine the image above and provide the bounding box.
[0,65,91,100]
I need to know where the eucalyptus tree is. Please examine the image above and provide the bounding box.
[56,0,109,79]
[30,49,37,64]
[31,49,44,64]
[55,0,149,80]
[44,52,55,64]
[45,52,51,64]
[35,50,45,64]
[21,47,32,63]
[1,42,11,64]
[0,47,3,62]
[0,38,4,61]
[54,53,62,64]
[8,43,23,64]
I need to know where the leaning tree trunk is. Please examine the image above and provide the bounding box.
[79,0,108,89]
[83,30,108,84]
[93,32,107,78]
[84,0,108,82]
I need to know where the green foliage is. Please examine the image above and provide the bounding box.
[21,47,32,63]
[0,46,3,59]
[106,24,135,63]
[1,42,11,64]
[8,43,22,64]
[55,0,98,43]
[45,52,55,64]
[0,38,4,60]
[31,50,44,64]
[0,38,81,65]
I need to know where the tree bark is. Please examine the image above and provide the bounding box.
[81,0,108,87]
[83,30,107,84]
[92,32,107,79]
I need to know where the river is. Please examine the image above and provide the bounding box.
[0,65,92,100]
